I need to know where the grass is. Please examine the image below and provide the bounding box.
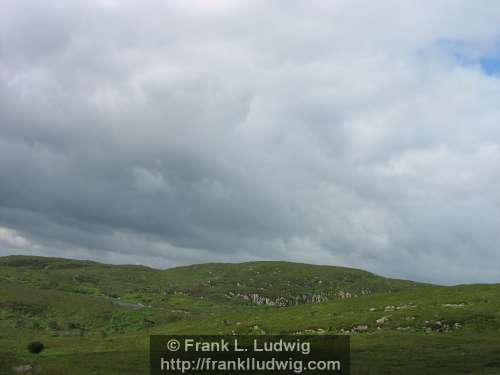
[0,255,499,374]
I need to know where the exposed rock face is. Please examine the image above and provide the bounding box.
[243,294,290,306]
[234,289,368,307]
[336,291,352,299]
[236,293,330,306]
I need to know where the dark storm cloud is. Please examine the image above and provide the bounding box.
[2,0,500,283]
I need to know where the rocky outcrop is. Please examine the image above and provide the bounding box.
[232,288,369,307]
[237,293,329,306]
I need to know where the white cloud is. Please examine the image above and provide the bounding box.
[0,227,33,249]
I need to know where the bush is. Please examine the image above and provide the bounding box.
[27,341,44,354]
[65,322,81,330]
[48,321,60,330]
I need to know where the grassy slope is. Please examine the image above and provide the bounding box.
[0,256,499,374]
[0,256,421,304]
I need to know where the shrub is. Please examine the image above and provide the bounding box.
[143,318,155,328]
[65,322,81,330]
[48,321,60,330]
[27,341,44,354]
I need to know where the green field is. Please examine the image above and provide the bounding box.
[1,255,499,374]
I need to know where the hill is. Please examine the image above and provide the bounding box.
[0,255,423,307]
[0,255,499,374]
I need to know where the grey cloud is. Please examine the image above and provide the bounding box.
[1,0,500,283]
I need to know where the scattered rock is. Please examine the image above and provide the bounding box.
[170,309,190,314]
[442,303,465,308]
[396,303,417,310]
[352,324,369,333]
[302,328,327,334]
[376,316,391,326]
[423,320,461,332]
[12,365,33,373]
[397,326,412,331]
[384,303,417,312]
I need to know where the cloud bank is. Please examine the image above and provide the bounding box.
[2,0,500,283]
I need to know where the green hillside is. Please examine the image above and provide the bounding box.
[1,256,499,374]
[0,256,422,306]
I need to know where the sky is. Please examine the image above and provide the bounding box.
[1,0,500,284]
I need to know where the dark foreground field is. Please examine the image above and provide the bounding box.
[1,256,499,374]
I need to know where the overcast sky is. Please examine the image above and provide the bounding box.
[1,1,500,284]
